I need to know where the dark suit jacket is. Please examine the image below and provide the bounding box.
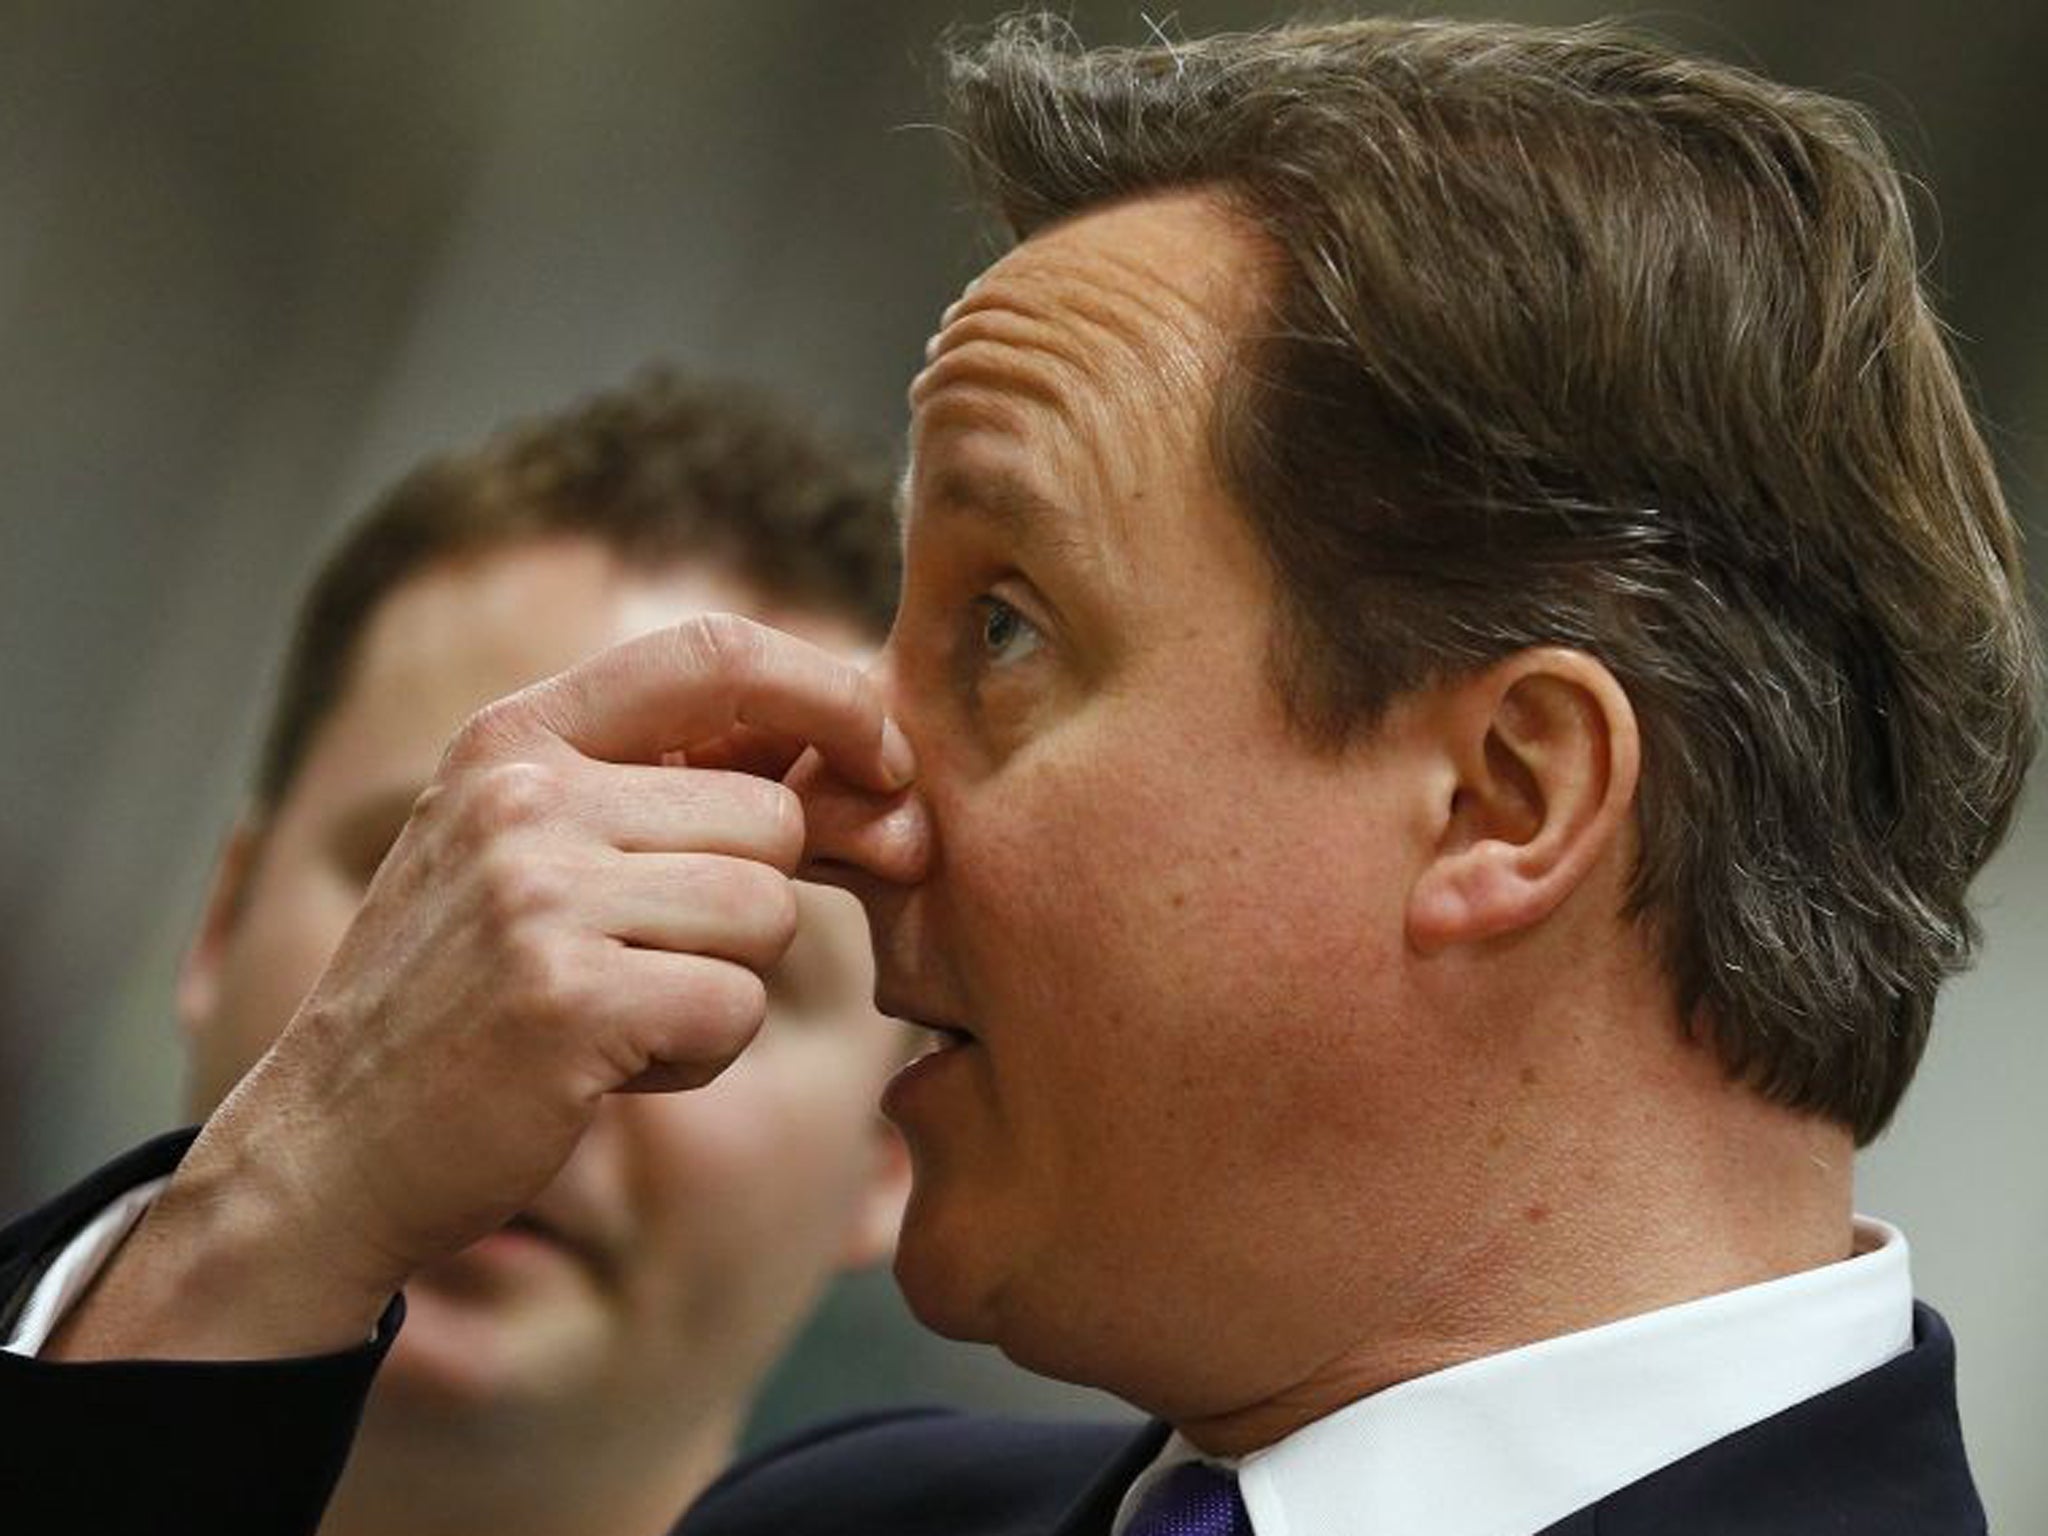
[0,1128,395,1535]
[680,1303,1990,1534]
[0,1133,1992,1535]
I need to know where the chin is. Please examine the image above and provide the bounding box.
[895,1196,1189,1408]
[891,1204,1083,1384]
[892,1253,986,1346]
[890,1195,1006,1346]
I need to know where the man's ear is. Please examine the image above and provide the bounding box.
[834,1118,913,1271]
[176,814,264,1036]
[1406,648,1640,954]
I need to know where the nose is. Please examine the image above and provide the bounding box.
[791,716,932,899]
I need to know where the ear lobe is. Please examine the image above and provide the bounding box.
[176,816,264,1036]
[1406,651,1640,954]
[834,1117,912,1271]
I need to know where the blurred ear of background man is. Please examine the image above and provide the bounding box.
[100,371,913,1536]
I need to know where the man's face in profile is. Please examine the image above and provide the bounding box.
[179,535,909,1429]
[855,192,1475,1420]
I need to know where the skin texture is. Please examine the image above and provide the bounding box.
[797,189,1856,1454]
[134,539,912,1536]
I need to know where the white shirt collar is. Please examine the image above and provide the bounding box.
[1115,1218,1913,1536]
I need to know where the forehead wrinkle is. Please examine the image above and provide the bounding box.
[911,195,1275,606]
[914,319,1076,425]
[912,301,1113,552]
[998,235,1249,540]
[911,291,1116,481]
[1050,240,1236,386]
[924,217,1238,419]
[971,242,1232,416]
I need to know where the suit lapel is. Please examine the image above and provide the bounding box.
[1045,1420,1172,1536]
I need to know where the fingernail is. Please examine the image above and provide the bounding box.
[881,718,917,788]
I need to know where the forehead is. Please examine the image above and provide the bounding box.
[912,191,1271,463]
[903,191,1278,592]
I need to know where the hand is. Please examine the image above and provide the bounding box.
[50,614,912,1362]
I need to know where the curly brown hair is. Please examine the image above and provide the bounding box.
[255,369,899,808]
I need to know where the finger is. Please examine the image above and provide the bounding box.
[489,614,915,793]
[666,721,812,780]
[598,950,770,1093]
[581,765,805,871]
[594,854,799,971]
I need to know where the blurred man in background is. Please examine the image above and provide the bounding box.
[4,372,913,1536]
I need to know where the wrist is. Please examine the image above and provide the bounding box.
[47,1125,400,1364]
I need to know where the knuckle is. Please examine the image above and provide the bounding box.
[697,857,793,934]
[462,760,563,836]
[474,843,567,933]
[673,611,767,692]
[695,962,769,1036]
[641,962,766,1083]
[753,870,802,954]
[446,696,527,765]
[693,610,762,668]
[408,780,451,827]
[733,854,792,911]
[503,933,585,1025]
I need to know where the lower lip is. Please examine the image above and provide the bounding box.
[882,1036,976,1123]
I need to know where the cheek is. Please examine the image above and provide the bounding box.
[948,737,1363,1007]
[944,741,1418,1156]
[190,864,361,1108]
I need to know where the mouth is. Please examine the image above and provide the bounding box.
[916,1024,975,1056]
[879,995,977,1054]
[493,1211,610,1281]
[877,995,982,1126]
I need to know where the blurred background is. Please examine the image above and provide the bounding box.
[1,0,2041,1524]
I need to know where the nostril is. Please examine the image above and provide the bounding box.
[798,783,933,887]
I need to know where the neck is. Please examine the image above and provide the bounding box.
[1175,972,1857,1457]
[317,1394,739,1536]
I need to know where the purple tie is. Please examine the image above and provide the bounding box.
[1124,1461,1253,1536]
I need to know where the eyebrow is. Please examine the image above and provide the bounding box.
[919,463,1091,562]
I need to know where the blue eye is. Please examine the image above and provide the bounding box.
[974,595,1042,665]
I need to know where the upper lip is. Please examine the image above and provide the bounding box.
[875,992,975,1042]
